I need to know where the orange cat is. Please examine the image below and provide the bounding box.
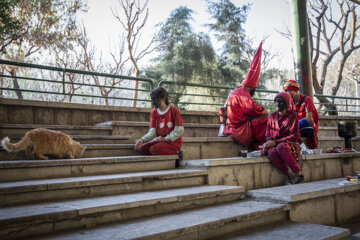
[1,128,86,160]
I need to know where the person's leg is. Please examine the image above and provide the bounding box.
[149,141,179,155]
[251,116,268,145]
[299,118,314,138]
[138,141,157,155]
[267,147,289,175]
[276,143,301,174]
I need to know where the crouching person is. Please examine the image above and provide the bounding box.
[134,87,184,155]
[264,92,304,184]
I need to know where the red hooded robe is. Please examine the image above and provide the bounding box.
[223,42,268,147]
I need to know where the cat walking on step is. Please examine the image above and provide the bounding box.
[1,128,86,160]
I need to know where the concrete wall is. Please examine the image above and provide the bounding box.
[4,99,360,126]
[0,99,219,125]
[183,153,360,190]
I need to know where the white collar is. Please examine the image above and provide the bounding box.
[157,105,170,115]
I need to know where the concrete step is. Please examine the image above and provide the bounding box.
[101,121,360,142]
[222,221,350,240]
[317,136,360,150]
[181,152,360,190]
[0,185,245,240]
[0,124,113,136]
[319,116,360,128]
[0,98,220,125]
[0,137,243,160]
[26,200,286,240]
[0,155,179,182]
[97,121,220,142]
[318,126,360,137]
[1,134,130,144]
[2,135,359,160]
[0,143,139,160]
[0,169,208,206]
[247,177,360,225]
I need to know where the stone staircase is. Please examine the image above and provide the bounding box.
[0,103,360,239]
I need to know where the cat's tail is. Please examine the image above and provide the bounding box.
[1,135,31,152]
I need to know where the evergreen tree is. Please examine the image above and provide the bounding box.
[145,6,219,108]
[206,0,251,85]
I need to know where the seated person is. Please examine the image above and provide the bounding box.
[264,92,304,184]
[134,87,184,155]
[222,42,268,149]
[283,79,319,149]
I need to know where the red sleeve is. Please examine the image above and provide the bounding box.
[304,96,316,113]
[265,113,274,142]
[241,97,266,117]
[276,113,300,143]
[172,107,184,126]
[149,110,157,129]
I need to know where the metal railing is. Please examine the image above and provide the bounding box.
[0,59,154,107]
[1,59,359,115]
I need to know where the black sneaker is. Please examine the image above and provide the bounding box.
[286,174,294,185]
[291,174,304,184]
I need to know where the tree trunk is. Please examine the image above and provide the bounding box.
[312,64,338,115]
[10,69,23,100]
[132,66,140,107]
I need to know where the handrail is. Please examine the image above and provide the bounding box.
[1,60,359,115]
[0,59,154,106]
[0,59,154,84]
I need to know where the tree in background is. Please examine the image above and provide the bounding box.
[75,25,130,106]
[144,6,219,108]
[112,0,167,107]
[308,0,360,115]
[206,0,250,86]
[0,0,86,99]
[0,0,21,53]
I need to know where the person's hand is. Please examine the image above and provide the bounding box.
[134,139,144,150]
[156,136,166,142]
[264,140,276,149]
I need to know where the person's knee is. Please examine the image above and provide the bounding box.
[149,144,163,155]
[267,148,277,158]
[299,119,314,138]
[276,142,290,154]
[276,142,285,150]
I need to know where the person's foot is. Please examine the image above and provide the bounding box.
[286,173,294,185]
[291,174,304,184]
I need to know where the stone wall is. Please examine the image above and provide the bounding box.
[183,152,360,190]
[0,99,219,125]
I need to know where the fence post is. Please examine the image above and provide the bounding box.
[62,67,66,95]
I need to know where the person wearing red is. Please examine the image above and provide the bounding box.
[222,42,268,148]
[265,92,304,184]
[283,80,319,149]
[134,87,184,155]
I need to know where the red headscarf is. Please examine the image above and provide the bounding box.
[241,42,262,88]
[283,80,300,92]
[275,92,294,112]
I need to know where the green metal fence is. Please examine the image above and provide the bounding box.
[0,59,154,107]
[1,59,359,115]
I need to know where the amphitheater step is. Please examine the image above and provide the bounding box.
[0,185,245,240]
[0,124,113,136]
[247,177,360,225]
[0,143,139,160]
[97,121,221,142]
[0,155,179,182]
[0,137,243,160]
[317,136,360,150]
[24,200,286,240]
[222,221,350,240]
[0,169,208,206]
[181,152,360,190]
[0,134,130,144]
[318,126,360,137]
